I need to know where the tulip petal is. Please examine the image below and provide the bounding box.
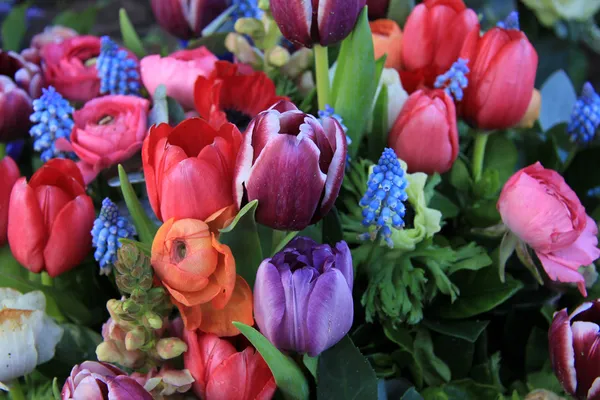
[401,4,433,70]
[253,260,286,346]
[36,158,86,188]
[334,241,354,290]
[549,309,577,396]
[305,269,354,356]
[245,134,327,230]
[588,377,600,400]
[270,0,313,47]
[106,375,152,400]
[71,375,107,399]
[434,8,479,71]
[317,0,366,46]
[43,195,94,277]
[571,321,600,399]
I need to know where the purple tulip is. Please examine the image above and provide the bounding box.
[234,100,347,231]
[150,0,229,40]
[270,0,367,47]
[61,361,152,400]
[254,237,354,356]
[549,300,600,400]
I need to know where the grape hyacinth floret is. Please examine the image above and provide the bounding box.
[29,86,76,162]
[497,11,520,30]
[359,148,409,248]
[97,36,141,95]
[434,58,470,101]
[568,82,600,145]
[91,198,137,274]
[231,0,262,21]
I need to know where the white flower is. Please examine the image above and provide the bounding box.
[522,0,600,26]
[0,288,63,385]
[378,68,409,131]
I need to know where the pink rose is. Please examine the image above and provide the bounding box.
[63,95,150,183]
[42,35,101,102]
[498,162,600,295]
[140,47,217,109]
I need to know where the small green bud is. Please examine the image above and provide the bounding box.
[156,337,188,360]
[258,0,270,11]
[225,33,263,69]
[267,46,290,67]
[122,298,141,313]
[125,327,146,351]
[143,312,163,330]
[96,342,120,364]
[234,18,265,42]
[115,243,153,294]
[281,48,313,79]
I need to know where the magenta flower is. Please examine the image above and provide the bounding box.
[150,0,229,40]
[234,101,347,231]
[254,237,354,357]
[549,300,600,400]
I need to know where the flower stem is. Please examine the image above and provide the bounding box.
[472,133,489,182]
[41,271,53,287]
[0,143,5,159]
[314,45,331,110]
[10,380,25,400]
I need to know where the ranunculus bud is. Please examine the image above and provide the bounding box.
[388,89,458,174]
[0,156,19,246]
[498,162,600,295]
[234,101,347,231]
[150,0,229,40]
[549,300,600,400]
[371,19,403,70]
[270,0,367,48]
[254,237,354,356]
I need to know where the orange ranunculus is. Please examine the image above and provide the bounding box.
[151,207,253,337]
[370,19,403,70]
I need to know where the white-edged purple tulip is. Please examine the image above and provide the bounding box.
[234,100,347,231]
[549,300,600,400]
[254,237,354,357]
[270,0,367,47]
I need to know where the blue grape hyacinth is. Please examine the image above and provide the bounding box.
[97,36,141,96]
[497,11,520,30]
[91,198,137,273]
[29,86,77,162]
[359,148,409,248]
[231,0,263,21]
[434,58,470,101]
[568,82,600,145]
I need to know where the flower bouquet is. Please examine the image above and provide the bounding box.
[1,0,600,399]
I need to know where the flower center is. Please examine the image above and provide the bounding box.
[97,115,114,125]
[225,108,252,131]
[84,57,98,67]
[171,240,187,262]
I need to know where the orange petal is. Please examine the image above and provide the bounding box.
[208,234,237,309]
[205,204,237,234]
[371,19,403,70]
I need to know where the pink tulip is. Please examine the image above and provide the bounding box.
[498,162,600,295]
[0,156,20,246]
[140,47,218,109]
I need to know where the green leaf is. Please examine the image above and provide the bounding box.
[119,8,147,57]
[435,267,524,319]
[369,83,389,161]
[402,387,425,400]
[331,8,379,156]
[317,335,378,400]
[188,32,229,56]
[433,335,475,380]
[525,327,549,374]
[387,0,415,27]
[219,200,263,288]
[429,193,460,220]
[473,168,500,200]
[471,352,504,391]
[422,319,489,343]
[498,232,518,283]
[539,70,577,132]
[118,165,158,245]
[2,2,28,51]
[422,379,503,400]
[447,242,492,275]
[303,354,318,380]
[52,377,61,400]
[413,329,451,387]
[483,134,518,185]
[167,97,186,125]
[52,2,107,34]
[233,322,309,400]
[449,158,472,193]
[322,207,343,246]
[148,85,168,126]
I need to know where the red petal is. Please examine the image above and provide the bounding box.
[549,309,577,396]
[572,321,600,399]
[270,0,313,47]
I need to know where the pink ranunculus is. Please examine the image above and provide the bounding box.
[41,35,101,102]
[65,95,150,184]
[497,162,600,295]
[140,47,218,110]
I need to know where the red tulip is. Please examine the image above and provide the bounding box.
[0,156,20,246]
[7,159,94,276]
[142,119,242,222]
[150,0,229,40]
[388,89,458,174]
[459,26,538,130]
[400,0,479,93]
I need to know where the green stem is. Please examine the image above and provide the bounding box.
[10,380,25,400]
[41,271,53,287]
[314,45,331,110]
[0,143,5,159]
[472,133,489,182]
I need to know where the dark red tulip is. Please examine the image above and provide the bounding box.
[150,0,229,40]
[270,0,367,47]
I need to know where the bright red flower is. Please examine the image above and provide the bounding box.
[194,61,286,130]
[8,159,94,276]
[0,156,20,246]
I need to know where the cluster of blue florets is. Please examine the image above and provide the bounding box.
[434,59,470,101]
[29,86,77,162]
[359,148,409,248]
[497,11,520,30]
[91,198,137,273]
[231,0,263,21]
[97,36,141,96]
[568,82,600,145]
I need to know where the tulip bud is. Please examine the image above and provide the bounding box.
[371,19,403,70]
[156,338,188,360]
[150,0,229,40]
[0,76,32,143]
[270,0,367,48]
[125,328,146,351]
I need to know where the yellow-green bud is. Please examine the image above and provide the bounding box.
[125,328,146,351]
[281,48,313,79]
[143,312,163,330]
[267,46,290,67]
[156,337,188,360]
[234,18,265,42]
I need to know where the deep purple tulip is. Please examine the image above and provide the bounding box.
[270,0,367,47]
[234,100,347,231]
[549,300,600,400]
[150,0,229,40]
[254,237,354,356]
[61,361,152,400]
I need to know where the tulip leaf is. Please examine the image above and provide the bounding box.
[322,207,343,246]
[52,1,109,34]
[331,8,380,157]
[1,2,28,51]
[387,0,415,27]
[422,319,489,344]
[317,335,378,400]
[52,378,61,399]
[118,165,158,245]
[167,97,186,125]
[233,322,310,400]
[119,8,147,57]
[483,133,518,186]
[303,354,318,380]
[539,70,577,132]
[148,85,169,126]
[219,200,263,289]
[369,84,389,161]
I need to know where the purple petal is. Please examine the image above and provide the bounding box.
[246,133,326,230]
[334,241,354,290]
[287,237,319,254]
[305,269,353,356]
[250,111,282,161]
[572,321,600,399]
[311,245,335,272]
[270,0,313,47]
[107,375,152,400]
[71,375,107,400]
[549,309,577,396]
[588,377,600,400]
[317,0,366,46]
[254,260,286,347]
